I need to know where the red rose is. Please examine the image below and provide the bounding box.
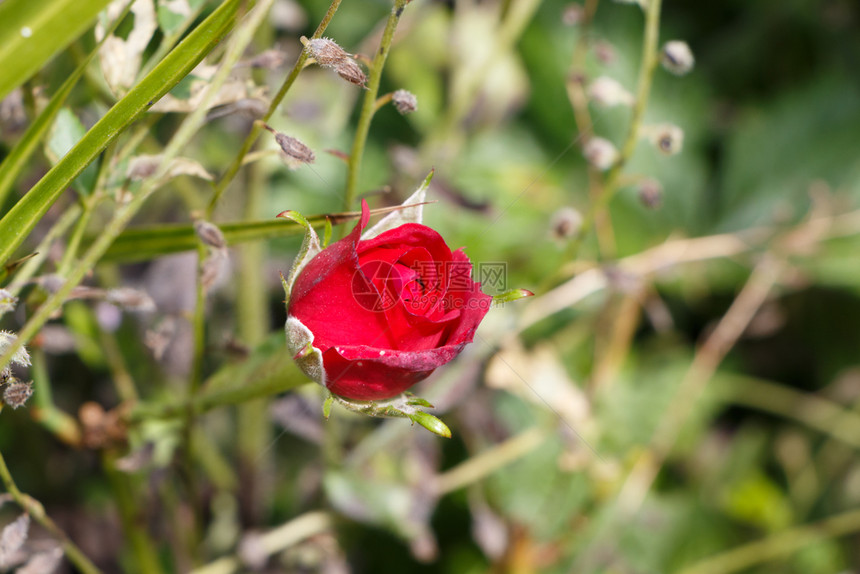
[286,199,492,401]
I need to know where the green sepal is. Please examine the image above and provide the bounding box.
[327,391,452,437]
[408,411,452,439]
[322,393,333,420]
[277,209,321,306]
[492,288,535,306]
[323,216,333,247]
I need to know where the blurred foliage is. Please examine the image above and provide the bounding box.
[1,0,860,573]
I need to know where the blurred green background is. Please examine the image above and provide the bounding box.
[2,0,860,572]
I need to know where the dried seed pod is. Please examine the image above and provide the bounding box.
[638,178,663,209]
[278,133,316,164]
[194,220,227,250]
[2,380,33,409]
[550,207,583,240]
[562,4,584,25]
[593,40,617,65]
[647,123,684,155]
[260,123,316,165]
[583,137,618,171]
[305,37,351,67]
[303,36,368,87]
[661,40,695,75]
[335,59,367,88]
[392,89,418,114]
[587,76,633,107]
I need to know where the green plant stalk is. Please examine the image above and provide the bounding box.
[56,195,98,276]
[130,361,304,421]
[342,0,410,213]
[4,204,81,295]
[30,348,83,445]
[189,511,334,574]
[236,162,270,516]
[679,507,860,574]
[206,0,343,217]
[138,0,209,78]
[0,0,244,374]
[0,0,242,267]
[572,0,663,255]
[0,449,103,574]
[181,0,275,526]
[103,452,165,574]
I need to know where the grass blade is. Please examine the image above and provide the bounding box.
[0,0,242,267]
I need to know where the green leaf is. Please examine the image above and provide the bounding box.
[0,0,242,266]
[0,0,130,207]
[99,218,309,263]
[0,0,114,101]
[46,108,99,196]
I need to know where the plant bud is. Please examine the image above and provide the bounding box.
[392,89,418,114]
[303,37,367,87]
[583,137,618,171]
[550,207,583,240]
[562,3,584,25]
[646,123,684,155]
[335,59,368,87]
[194,220,227,250]
[593,41,617,65]
[2,379,33,409]
[637,178,663,209]
[661,40,694,75]
[276,133,316,164]
[587,76,634,107]
[305,37,350,67]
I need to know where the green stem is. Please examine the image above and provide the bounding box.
[0,450,103,574]
[5,204,81,296]
[343,0,410,213]
[56,196,98,276]
[206,0,343,217]
[103,452,165,574]
[679,507,860,574]
[130,365,306,422]
[30,349,82,445]
[571,0,663,256]
[236,162,269,516]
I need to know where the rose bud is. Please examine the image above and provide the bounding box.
[281,177,493,402]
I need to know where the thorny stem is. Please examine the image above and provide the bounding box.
[571,0,663,258]
[207,0,344,217]
[343,0,411,213]
[0,450,103,574]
